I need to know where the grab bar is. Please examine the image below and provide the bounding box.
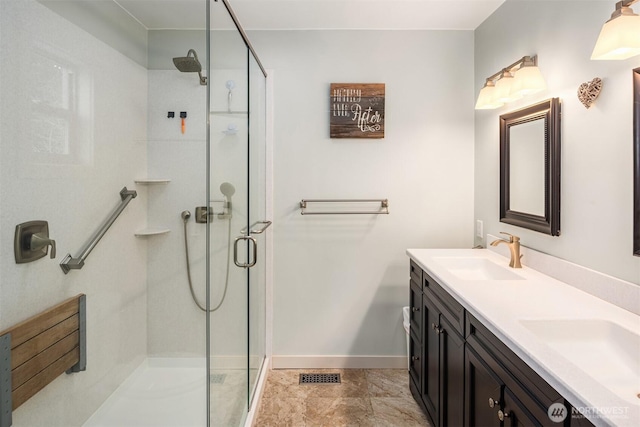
[60,187,137,274]
[300,199,389,215]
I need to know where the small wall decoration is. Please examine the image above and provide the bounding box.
[330,83,385,138]
[577,77,603,109]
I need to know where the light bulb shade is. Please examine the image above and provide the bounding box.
[475,84,504,110]
[511,65,546,97]
[591,14,640,60]
[494,75,522,103]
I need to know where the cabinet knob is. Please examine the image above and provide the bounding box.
[497,410,510,422]
[412,307,420,312]
[411,356,420,361]
[431,323,443,334]
[488,398,500,408]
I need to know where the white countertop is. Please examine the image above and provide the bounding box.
[407,248,640,427]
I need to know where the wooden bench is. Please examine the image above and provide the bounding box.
[0,294,86,426]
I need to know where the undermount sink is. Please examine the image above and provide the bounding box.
[520,318,640,405]
[433,256,524,281]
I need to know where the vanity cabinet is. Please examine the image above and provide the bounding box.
[409,261,465,427]
[408,261,595,427]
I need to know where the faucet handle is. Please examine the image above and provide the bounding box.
[499,232,519,242]
[30,233,56,259]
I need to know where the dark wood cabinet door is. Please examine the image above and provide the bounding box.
[410,279,422,339]
[422,294,440,422]
[465,347,502,427]
[409,335,422,391]
[440,315,465,427]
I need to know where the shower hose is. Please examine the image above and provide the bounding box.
[181,211,231,312]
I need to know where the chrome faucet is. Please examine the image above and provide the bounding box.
[490,232,522,268]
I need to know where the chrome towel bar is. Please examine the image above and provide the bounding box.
[300,199,389,215]
[240,220,272,235]
[60,187,137,274]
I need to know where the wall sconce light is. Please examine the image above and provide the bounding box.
[592,0,640,60]
[475,55,546,110]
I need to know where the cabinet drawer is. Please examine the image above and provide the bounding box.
[410,279,422,341]
[423,271,465,336]
[410,260,422,287]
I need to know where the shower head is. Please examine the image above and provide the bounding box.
[220,182,236,199]
[172,49,207,85]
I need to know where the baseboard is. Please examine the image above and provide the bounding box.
[271,355,406,369]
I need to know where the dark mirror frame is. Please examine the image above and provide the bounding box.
[499,98,561,236]
[633,68,640,256]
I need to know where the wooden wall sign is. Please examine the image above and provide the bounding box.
[330,83,385,138]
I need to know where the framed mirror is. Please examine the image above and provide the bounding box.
[634,68,639,256]
[499,98,561,236]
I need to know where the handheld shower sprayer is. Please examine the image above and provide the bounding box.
[225,80,236,112]
[219,182,235,218]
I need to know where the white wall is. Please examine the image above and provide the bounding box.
[474,0,640,285]
[0,1,148,425]
[250,30,476,363]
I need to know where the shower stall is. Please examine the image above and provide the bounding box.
[0,0,269,426]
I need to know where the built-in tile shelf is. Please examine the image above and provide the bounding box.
[134,179,171,236]
[134,228,170,237]
[134,179,171,185]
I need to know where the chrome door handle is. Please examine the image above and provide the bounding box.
[233,235,257,268]
[240,220,272,235]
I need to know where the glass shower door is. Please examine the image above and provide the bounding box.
[208,2,250,425]
[208,1,267,425]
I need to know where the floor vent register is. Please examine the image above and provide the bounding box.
[299,373,341,384]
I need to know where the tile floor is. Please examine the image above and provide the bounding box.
[254,369,431,426]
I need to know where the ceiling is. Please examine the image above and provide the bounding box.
[114,0,506,30]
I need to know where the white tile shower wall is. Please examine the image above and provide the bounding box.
[0,1,147,425]
[146,70,207,357]
[146,70,250,361]
[474,1,640,284]
[249,30,476,361]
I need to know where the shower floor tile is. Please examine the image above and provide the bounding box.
[255,369,431,427]
[83,360,207,427]
[83,360,252,427]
